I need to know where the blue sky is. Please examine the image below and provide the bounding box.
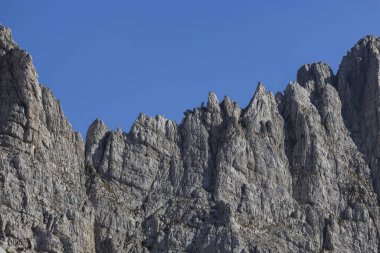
[2,0,380,136]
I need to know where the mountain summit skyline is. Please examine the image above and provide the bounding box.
[1,25,380,252]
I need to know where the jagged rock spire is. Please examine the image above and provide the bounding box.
[336,34,380,200]
[1,24,380,252]
[0,25,17,55]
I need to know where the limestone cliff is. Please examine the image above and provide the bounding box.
[0,25,380,252]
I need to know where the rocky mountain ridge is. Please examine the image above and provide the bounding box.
[0,25,380,252]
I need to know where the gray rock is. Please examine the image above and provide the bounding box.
[1,24,380,252]
[337,36,380,200]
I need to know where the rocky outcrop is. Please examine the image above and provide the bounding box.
[0,25,94,253]
[0,25,380,252]
[336,36,380,200]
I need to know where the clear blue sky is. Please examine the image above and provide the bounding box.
[2,1,380,136]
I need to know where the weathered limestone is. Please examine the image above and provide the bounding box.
[1,25,380,252]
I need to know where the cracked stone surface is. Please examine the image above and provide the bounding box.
[0,25,380,252]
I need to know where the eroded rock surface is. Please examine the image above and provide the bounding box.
[0,25,380,252]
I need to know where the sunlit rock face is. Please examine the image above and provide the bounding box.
[0,25,380,252]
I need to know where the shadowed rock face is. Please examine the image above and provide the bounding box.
[0,25,380,253]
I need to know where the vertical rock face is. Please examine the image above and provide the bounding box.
[336,36,380,200]
[0,26,94,253]
[281,62,378,252]
[1,25,380,252]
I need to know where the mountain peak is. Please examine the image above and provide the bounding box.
[1,27,380,252]
[0,25,17,55]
